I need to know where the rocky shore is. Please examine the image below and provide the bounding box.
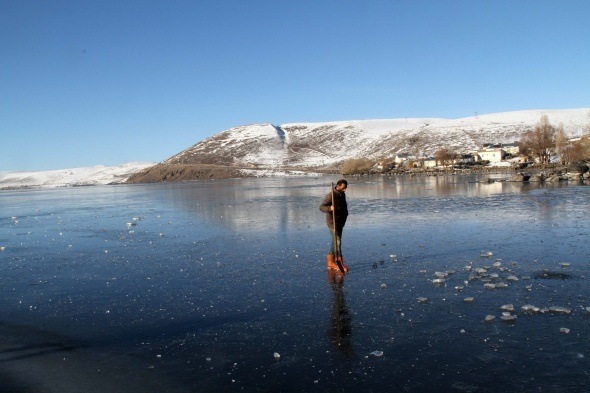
[125,161,590,183]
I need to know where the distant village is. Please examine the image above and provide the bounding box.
[365,139,589,180]
[378,142,522,171]
[371,114,590,174]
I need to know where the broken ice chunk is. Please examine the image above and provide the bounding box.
[521,304,540,313]
[500,314,517,322]
[485,315,496,322]
[549,306,571,314]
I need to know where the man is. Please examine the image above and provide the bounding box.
[319,179,349,273]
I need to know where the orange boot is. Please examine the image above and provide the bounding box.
[327,254,340,270]
[337,256,349,273]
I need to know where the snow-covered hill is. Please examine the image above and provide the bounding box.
[164,108,589,169]
[3,109,588,189]
[0,162,154,190]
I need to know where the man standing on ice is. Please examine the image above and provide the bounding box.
[320,179,349,273]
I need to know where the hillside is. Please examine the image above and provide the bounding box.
[0,162,153,190]
[127,108,589,183]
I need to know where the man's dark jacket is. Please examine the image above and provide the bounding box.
[320,188,348,231]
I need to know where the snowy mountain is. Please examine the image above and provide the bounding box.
[0,162,154,190]
[3,109,588,189]
[162,108,589,170]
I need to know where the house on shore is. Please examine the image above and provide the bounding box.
[476,148,506,163]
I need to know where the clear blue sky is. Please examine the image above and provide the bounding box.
[1,0,589,171]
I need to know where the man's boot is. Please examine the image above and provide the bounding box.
[327,254,339,270]
[337,256,349,273]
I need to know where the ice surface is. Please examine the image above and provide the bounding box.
[0,175,589,392]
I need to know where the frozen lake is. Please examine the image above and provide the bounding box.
[1,175,589,392]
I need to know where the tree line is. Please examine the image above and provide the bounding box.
[520,112,590,165]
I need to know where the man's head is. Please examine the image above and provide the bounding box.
[335,179,348,192]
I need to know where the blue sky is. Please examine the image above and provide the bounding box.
[1,0,589,171]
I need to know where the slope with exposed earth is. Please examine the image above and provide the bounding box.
[127,108,589,182]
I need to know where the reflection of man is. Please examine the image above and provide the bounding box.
[319,179,349,272]
[327,270,353,358]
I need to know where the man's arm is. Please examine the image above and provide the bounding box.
[319,192,333,213]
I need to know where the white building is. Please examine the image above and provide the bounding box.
[476,149,506,163]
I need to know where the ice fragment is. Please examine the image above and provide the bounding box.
[500,314,517,322]
[549,306,571,314]
[369,351,384,357]
[521,304,540,313]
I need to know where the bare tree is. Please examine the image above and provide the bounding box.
[555,123,571,165]
[435,147,457,168]
[570,111,590,162]
[341,158,374,175]
[520,114,555,164]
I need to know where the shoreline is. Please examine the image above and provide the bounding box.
[1,163,588,191]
